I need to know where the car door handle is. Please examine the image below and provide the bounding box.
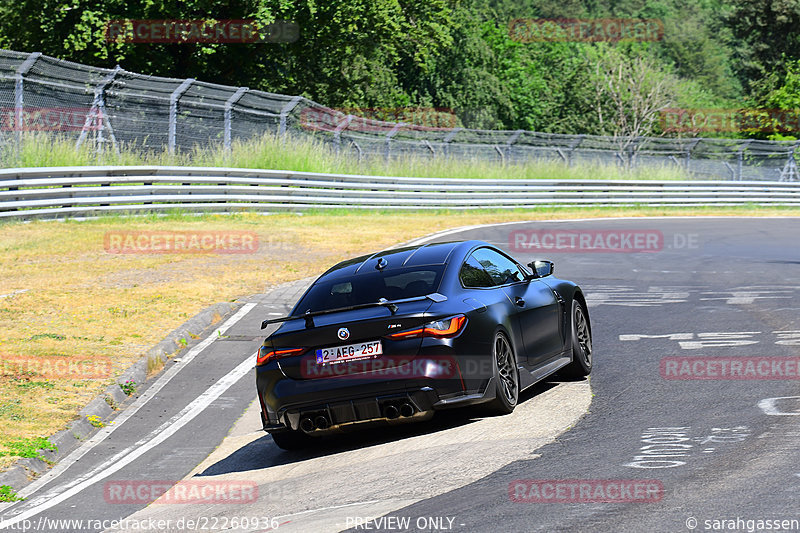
[514,297,525,307]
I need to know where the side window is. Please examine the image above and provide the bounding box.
[471,248,523,286]
[459,256,495,288]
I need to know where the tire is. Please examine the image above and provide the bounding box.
[484,331,520,415]
[561,299,592,379]
[270,429,312,450]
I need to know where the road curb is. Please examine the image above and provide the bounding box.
[0,300,243,493]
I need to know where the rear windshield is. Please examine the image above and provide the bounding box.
[293,266,446,313]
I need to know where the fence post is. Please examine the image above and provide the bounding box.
[352,141,363,163]
[77,65,121,154]
[627,137,640,170]
[384,122,404,163]
[424,140,435,158]
[223,87,248,153]
[779,141,800,182]
[95,67,121,154]
[568,135,585,167]
[169,78,194,155]
[443,127,461,159]
[13,52,41,145]
[723,161,736,180]
[506,129,524,163]
[685,138,701,176]
[333,115,354,154]
[736,140,752,181]
[278,95,302,138]
[494,145,505,164]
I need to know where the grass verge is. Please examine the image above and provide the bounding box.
[0,484,23,502]
[1,132,688,181]
[0,206,798,471]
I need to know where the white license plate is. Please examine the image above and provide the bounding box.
[316,340,382,365]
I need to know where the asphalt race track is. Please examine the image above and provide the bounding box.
[1,217,799,533]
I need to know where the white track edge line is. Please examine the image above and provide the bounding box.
[0,353,256,530]
[14,302,256,499]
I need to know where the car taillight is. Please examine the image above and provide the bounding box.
[387,315,467,340]
[257,347,305,366]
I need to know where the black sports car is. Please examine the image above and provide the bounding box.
[256,240,592,450]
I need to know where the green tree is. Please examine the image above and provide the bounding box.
[0,0,757,137]
[587,45,680,148]
[725,0,800,98]
[0,0,454,109]
[759,59,800,140]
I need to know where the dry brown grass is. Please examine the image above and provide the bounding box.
[0,206,798,469]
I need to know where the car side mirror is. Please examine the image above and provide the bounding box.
[527,260,554,278]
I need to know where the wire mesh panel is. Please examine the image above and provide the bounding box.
[108,73,179,150]
[0,48,799,181]
[19,56,109,139]
[229,90,290,143]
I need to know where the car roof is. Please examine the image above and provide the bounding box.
[317,240,486,281]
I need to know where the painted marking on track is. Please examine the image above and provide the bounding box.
[584,286,800,308]
[586,287,691,307]
[7,302,256,501]
[632,270,735,274]
[700,290,793,305]
[618,330,800,349]
[758,396,800,416]
[624,426,750,469]
[0,353,256,530]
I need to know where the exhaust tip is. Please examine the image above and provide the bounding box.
[314,415,330,430]
[384,404,400,419]
[399,402,415,417]
[299,417,315,433]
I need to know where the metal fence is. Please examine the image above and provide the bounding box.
[2,166,799,219]
[1,49,800,182]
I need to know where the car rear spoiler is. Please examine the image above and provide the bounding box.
[260,292,448,329]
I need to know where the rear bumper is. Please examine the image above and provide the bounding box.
[257,369,497,435]
[257,337,497,434]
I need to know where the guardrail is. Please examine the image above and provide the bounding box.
[1,166,800,219]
